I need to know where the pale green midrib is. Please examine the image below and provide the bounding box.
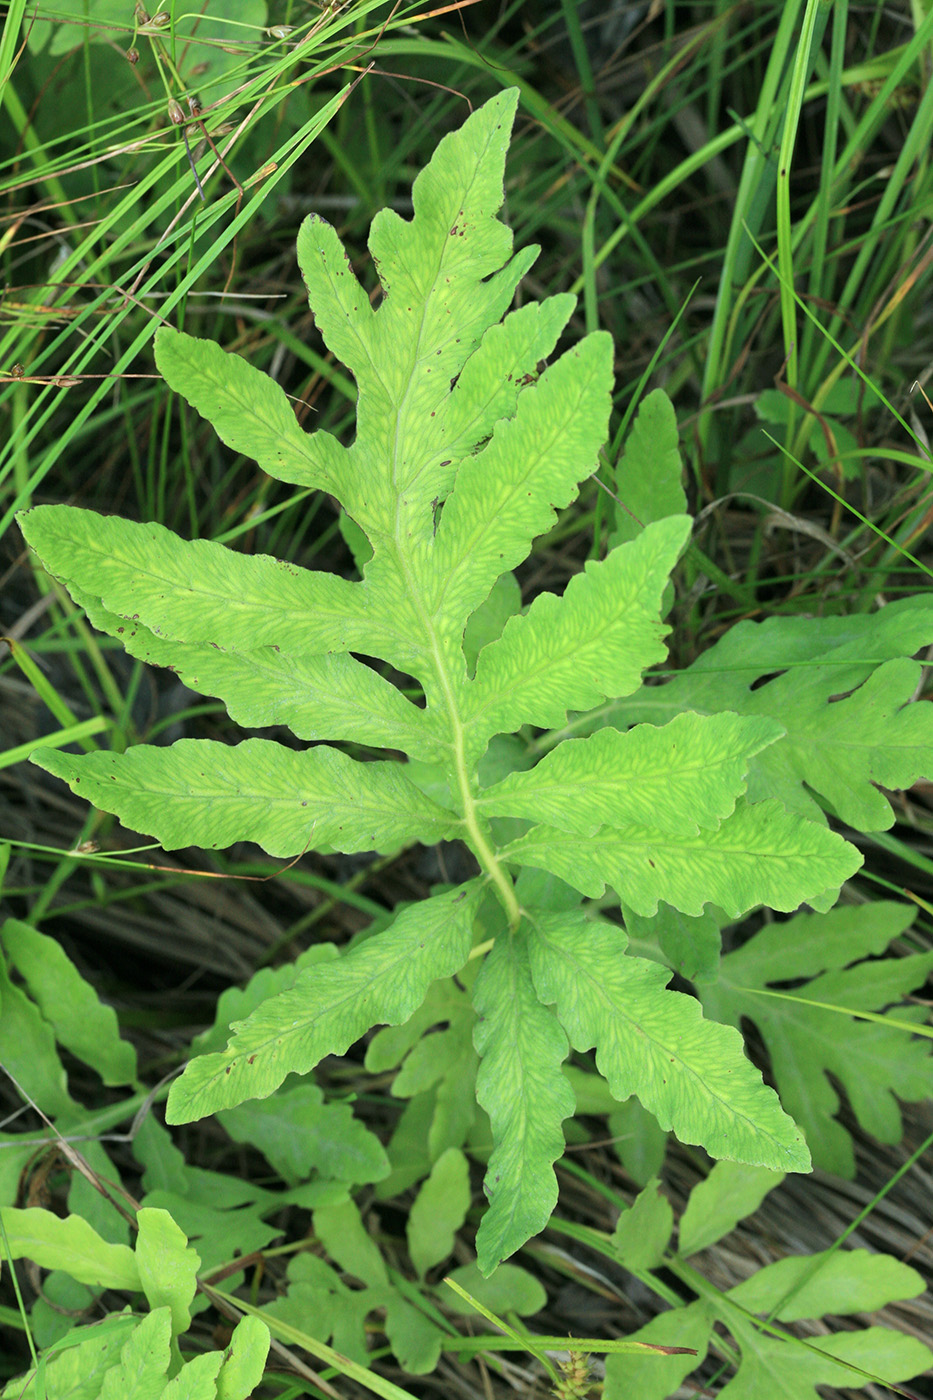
[52,764,458,830]
[473,753,749,811]
[403,563,520,928]
[385,230,521,929]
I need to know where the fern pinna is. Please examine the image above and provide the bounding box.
[20,89,864,1274]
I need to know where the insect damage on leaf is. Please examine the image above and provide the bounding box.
[20,87,864,1275]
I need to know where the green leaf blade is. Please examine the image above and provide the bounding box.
[477,713,784,837]
[296,89,536,537]
[3,918,136,1086]
[526,911,810,1173]
[720,1327,932,1399]
[437,296,576,465]
[610,1177,674,1271]
[154,326,346,494]
[0,1207,140,1290]
[428,332,615,632]
[751,655,933,830]
[504,799,862,917]
[135,1208,200,1336]
[473,924,575,1274]
[216,1317,271,1400]
[727,1248,925,1320]
[608,602,933,833]
[18,505,386,658]
[71,589,446,760]
[700,903,933,1175]
[219,1084,390,1187]
[407,1147,471,1279]
[32,739,460,856]
[603,1302,712,1400]
[611,388,687,545]
[464,516,690,748]
[167,884,481,1122]
[678,1160,784,1258]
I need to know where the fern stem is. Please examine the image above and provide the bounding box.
[448,713,521,929]
[463,806,522,932]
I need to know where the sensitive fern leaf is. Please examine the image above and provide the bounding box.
[473,924,575,1275]
[526,909,810,1173]
[476,713,784,837]
[19,89,865,1270]
[601,599,933,831]
[605,1164,931,1400]
[36,738,460,856]
[171,883,482,1122]
[699,901,933,1176]
[503,798,857,917]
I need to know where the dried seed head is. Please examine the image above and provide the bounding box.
[150,10,171,25]
[126,47,140,64]
[167,97,186,125]
[266,25,294,38]
[187,94,203,117]
[134,1,149,22]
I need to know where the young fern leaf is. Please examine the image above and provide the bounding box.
[19,89,863,1272]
